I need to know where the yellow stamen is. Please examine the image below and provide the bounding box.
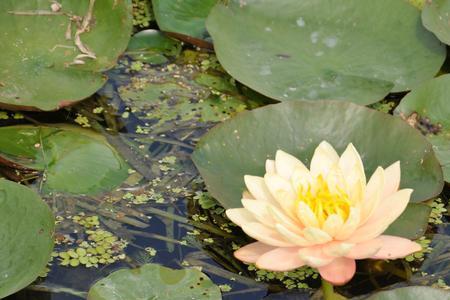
[297,175,351,226]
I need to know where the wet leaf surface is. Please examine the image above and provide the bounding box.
[0,179,54,298]
[87,263,221,300]
[206,0,445,104]
[422,0,450,45]
[152,0,217,41]
[193,100,443,209]
[395,74,450,182]
[0,125,128,195]
[0,0,133,110]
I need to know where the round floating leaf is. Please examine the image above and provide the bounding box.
[206,0,445,104]
[367,286,450,300]
[87,263,222,300]
[395,74,450,182]
[422,0,450,45]
[126,29,182,64]
[0,0,133,110]
[192,101,443,209]
[0,125,128,195]
[0,179,54,298]
[152,0,216,40]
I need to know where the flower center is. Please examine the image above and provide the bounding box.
[297,175,351,226]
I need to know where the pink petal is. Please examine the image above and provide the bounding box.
[244,175,278,207]
[298,246,334,268]
[264,174,297,219]
[335,207,361,240]
[268,205,304,234]
[360,167,384,223]
[322,241,354,257]
[256,247,304,271]
[275,150,308,180]
[318,257,356,286]
[242,190,254,199]
[275,224,313,247]
[338,143,366,194]
[310,141,340,178]
[241,199,276,228]
[347,189,412,243]
[226,208,255,227]
[242,222,294,247]
[345,238,383,259]
[322,214,344,237]
[302,227,332,244]
[382,161,401,198]
[265,159,276,174]
[370,235,422,260]
[234,242,277,263]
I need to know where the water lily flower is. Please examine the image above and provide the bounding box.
[226,141,422,285]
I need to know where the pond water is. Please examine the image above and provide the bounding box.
[3,53,450,300]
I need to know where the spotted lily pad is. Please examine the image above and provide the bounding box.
[152,0,216,41]
[422,0,450,45]
[87,263,222,300]
[0,179,54,298]
[192,100,443,209]
[0,125,128,195]
[0,0,133,110]
[206,0,445,104]
[395,74,450,182]
[367,286,450,299]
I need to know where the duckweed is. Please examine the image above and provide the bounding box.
[248,264,317,290]
[56,215,128,268]
[429,198,447,225]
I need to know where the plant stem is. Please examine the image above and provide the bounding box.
[321,279,347,300]
[322,279,335,300]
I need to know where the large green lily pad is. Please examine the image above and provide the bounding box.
[394,74,450,182]
[0,179,54,298]
[0,125,128,195]
[367,286,450,300]
[0,0,133,111]
[87,263,222,300]
[152,0,216,40]
[422,0,450,45]
[192,100,443,209]
[206,0,445,104]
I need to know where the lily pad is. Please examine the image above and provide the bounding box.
[0,0,133,110]
[87,263,222,300]
[126,29,182,64]
[206,0,445,104]
[394,74,450,182]
[0,179,54,298]
[192,100,443,209]
[422,0,450,45]
[0,125,128,195]
[367,286,450,300]
[384,203,431,240]
[152,0,216,41]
